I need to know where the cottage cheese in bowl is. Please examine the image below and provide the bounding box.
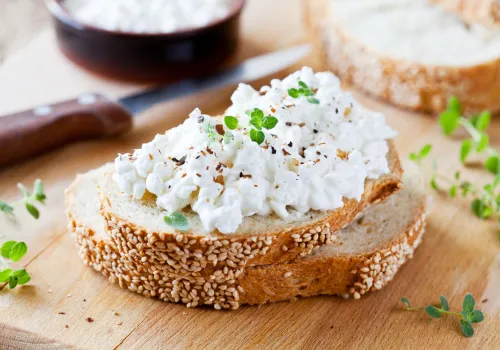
[63,0,233,33]
[113,67,397,234]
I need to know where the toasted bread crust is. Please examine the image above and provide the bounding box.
[98,140,402,288]
[66,184,426,310]
[238,211,426,305]
[306,0,500,114]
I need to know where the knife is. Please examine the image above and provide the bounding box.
[0,44,310,168]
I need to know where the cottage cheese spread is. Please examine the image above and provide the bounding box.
[64,0,232,33]
[113,67,397,234]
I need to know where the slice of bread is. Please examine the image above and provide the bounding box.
[431,0,500,29]
[306,0,500,114]
[66,162,426,309]
[97,140,401,275]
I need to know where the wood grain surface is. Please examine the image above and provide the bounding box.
[0,0,499,349]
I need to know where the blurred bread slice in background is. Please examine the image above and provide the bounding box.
[431,0,500,29]
[305,0,500,114]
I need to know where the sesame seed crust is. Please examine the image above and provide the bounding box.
[306,0,500,115]
[235,202,428,306]
[344,213,426,300]
[67,194,427,309]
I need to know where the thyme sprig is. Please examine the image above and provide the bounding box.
[0,179,46,289]
[288,80,320,104]
[401,294,484,338]
[0,179,46,219]
[0,241,30,289]
[409,97,500,235]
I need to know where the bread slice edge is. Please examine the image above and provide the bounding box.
[306,0,500,114]
[66,162,426,309]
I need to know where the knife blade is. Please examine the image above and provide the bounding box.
[0,44,311,168]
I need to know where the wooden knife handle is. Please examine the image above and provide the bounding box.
[0,93,133,167]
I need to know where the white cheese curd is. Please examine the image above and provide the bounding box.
[113,67,397,234]
[63,0,233,33]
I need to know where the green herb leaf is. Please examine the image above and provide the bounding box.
[251,108,264,119]
[0,269,12,283]
[430,178,439,191]
[298,81,308,89]
[476,134,489,152]
[250,129,265,145]
[401,297,411,307]
[459,319,474,338]
[0,200,14,214]
[204,123,218,145]
[425,305,442,318]
[460,140,473,164]
[249,117,262,130]
[471,199,492,219]
[12,269,30,285]
[460,181,472,196]
[439,110,460,136]
[448,96,462,115]
[9,242,28,262]
[484,184,494,195]
[223,130,234,145]
[33,179,46,203]
[449,185,457,198]
[473,111,491,131]
[164,212,189,231]
[307,97,320,104]
[440,295,450,311]
[493,175,500,188]
[419,144,432,158]
[463,293,475,313]
[261,116,278,130]
[288,88,299,98]
[1,241,17,259]
[25,203,40,219]
[485,155,500,175]
[409,153,419,162]
[470,310,484,323]
[461,309,471,322]
[8,274,18,289]
[454,171,461,180]
[224,116,238,130]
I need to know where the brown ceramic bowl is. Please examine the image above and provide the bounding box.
[46,0,245,82]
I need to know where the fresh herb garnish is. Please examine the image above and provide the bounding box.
[409,97,500,235]
[224,116,238,130]
[401,294,484,338]
[164,212,189,231]
[0,179,46,219]
[408,144,432,165]
[204,123,219,145]
[250,129,265,145]
[288,80,320,104]
[0,179,46,289]
[223,130,234,145]
[246,108,278,145]
[0,240,30,289]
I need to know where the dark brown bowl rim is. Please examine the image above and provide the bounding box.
[45,0,245,38]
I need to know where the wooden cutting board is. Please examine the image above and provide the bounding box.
[0,1,499,348]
